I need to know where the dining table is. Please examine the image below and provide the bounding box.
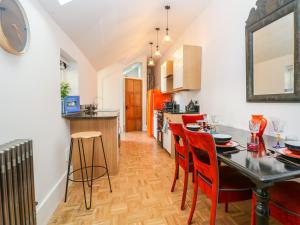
[215,125,300,225]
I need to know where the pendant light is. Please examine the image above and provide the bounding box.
[164,5,171,42]
[148,42,155,67]
[154,27,161,57]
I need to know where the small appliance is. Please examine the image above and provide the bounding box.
[163,101,179,113]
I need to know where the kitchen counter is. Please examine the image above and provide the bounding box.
[63,110,119,119]
[164,111,200,114]
[64,110,120,178]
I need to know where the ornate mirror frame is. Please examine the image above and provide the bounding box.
[246,0,300,102]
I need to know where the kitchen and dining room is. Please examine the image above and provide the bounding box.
[0,0,300,225]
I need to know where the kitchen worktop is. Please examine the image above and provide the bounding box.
[163,111,199,115]
[63,110,119,119]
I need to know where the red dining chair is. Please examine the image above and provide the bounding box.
[182,114,206,126]
[169,122,194,210]
[251,181,300,225]
[184,128,254,225]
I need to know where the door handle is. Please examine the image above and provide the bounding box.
[126,106,128,110]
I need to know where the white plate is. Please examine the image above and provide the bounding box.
[186,124,201,129]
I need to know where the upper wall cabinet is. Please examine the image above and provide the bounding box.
[173,45,202,91]
[161,60,174,93]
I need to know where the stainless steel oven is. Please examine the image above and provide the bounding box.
[157,110,164,147]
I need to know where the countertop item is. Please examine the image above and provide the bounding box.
[63,110,119,119]
[164,111,200,115]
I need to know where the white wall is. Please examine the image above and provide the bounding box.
[97,56,148,132]
[157,0,300,139]
[254,54,293,95]
[0,0,97,224]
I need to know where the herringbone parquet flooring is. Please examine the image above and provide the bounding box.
[48,132,280,225]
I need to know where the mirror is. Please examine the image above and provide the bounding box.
[253,13,294,95]
[246,0,300,102]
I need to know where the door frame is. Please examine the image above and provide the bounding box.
[124,77,143,132]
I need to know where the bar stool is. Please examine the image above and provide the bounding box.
[64,131,112,210]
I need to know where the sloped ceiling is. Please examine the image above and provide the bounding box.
[39,0,209,70]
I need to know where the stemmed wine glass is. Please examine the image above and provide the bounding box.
[271,118,286,148]
[249,120,261,138]
[248,120,261,151]
[209,115,218,133]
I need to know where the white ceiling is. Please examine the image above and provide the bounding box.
[39,0,209,70]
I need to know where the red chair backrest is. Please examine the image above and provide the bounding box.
[169,122,189,159]
[182,114,206,126]
[183,127,219,192]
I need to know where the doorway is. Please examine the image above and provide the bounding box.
[125,78,142,132]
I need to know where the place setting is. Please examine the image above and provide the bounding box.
[186,115,246,154]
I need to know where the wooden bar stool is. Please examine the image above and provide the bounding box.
[64,131,112,210]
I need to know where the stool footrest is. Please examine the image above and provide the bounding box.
[68,166,109,183]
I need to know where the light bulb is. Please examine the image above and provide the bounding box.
[164,34,171,42]
[154,50,161,57]
[148,58,155,66]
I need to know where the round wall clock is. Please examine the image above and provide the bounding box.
[0,0,30,55]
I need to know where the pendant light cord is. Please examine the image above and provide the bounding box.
[156,28,159,49]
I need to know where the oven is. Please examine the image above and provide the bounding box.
[156,110,164,147]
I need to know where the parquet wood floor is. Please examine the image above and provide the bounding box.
[48,132,280,225]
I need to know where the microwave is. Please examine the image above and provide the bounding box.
[63,96,80,114]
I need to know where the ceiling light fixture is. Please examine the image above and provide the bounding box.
[58,0,73,6]
[148,42,155,67]
[154,27,161,57]
[164,5,171,42]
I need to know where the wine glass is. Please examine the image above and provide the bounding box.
[210,115,218,133]
[249,120,261,138]
[271,118,286,148]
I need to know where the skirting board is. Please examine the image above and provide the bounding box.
[36,172,67,225]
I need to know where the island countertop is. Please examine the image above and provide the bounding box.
[64,110,120,177]
[63,110,119,120]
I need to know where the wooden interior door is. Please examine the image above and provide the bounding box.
[125,78,142,132]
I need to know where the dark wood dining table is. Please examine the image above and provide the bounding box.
[216,125,300,225]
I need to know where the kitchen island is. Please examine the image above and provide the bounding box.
[64,111,120,179]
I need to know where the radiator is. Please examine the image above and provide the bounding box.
[0,140,36,225]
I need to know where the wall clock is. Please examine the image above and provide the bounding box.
[0,0,30,55]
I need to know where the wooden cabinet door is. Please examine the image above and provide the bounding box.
[125,79,142,132]
[173,47,184,89]
[161,62,167,93]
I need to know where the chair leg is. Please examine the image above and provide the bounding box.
[225,202,229,213]
[188,177,198,225]
[81,139,91,187]
[171,162,179,192]
[251,192,256,225]
[77,139,91,210]
[210,196,218,225]
[87,137,96,209]
[100,136,112,192]
[192,172,194,183]
[64,139,73,202]
[181,170,188,210]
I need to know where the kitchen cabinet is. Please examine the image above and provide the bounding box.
[160,60,173,93]
[173,45,201,91]
[161,62,167,93]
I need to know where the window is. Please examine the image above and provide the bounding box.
[123,62,142,78]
